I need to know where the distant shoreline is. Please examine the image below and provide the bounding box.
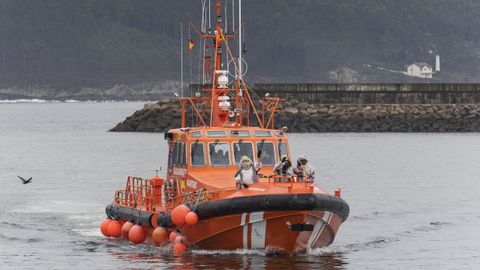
[0,99,153,104]
[0,81,179,102]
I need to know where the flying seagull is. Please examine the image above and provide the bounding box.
[17,176,32,184]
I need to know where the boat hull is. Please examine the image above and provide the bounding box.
[184,210,343,253]
[106,193,349,253]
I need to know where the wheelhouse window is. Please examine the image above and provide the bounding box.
[207,131,227,138]
[174,142,180,165]
[190,141,205,166]
[233,141,254,165]
[190,131,202,138]
[278,141,288,159]
[254,130,272,137]
[173,142,186,166]
[256,141,275,166]
[209,142,231,166]
[230,130,250,137]
[181,142,186,166]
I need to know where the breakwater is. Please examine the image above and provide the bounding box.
[249,83,480,104]
[110,83,480,133]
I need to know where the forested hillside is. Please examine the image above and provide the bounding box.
[1,0,480,88]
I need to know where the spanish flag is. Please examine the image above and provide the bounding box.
[188,39,196,53]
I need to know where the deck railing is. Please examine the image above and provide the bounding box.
[262,175,313,191]
[114,177,156,212]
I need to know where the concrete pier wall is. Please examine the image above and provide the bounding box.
[249,83,480,104]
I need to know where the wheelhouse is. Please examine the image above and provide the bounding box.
[165,127,290,192]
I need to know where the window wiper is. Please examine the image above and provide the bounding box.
[191,139,199,163]
[278,139,283,158]
[257,139,265,159]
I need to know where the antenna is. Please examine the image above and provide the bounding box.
[177,0,279,129]
[208,0,211,32]
[238,0,243,80]
[180,22,184,97]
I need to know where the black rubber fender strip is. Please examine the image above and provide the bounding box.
[105,204,154,228]
[194,193,350,222]
[157,212,174,228]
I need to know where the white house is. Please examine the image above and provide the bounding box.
[406,62,433,78]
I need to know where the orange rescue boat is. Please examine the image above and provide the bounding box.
[101,0,349,254]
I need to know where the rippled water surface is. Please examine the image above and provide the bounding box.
[0,102,479,269]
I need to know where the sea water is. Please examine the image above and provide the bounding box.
[0,102,479,269]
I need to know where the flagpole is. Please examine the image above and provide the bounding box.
[189,24,192,97]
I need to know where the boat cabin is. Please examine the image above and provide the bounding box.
[164,127,290,194]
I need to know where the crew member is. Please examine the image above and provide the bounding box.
[274,155,293,176]
[235,156,259,189]
[293,155,315,183]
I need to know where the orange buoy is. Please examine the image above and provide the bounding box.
[121,221,134,240]
[129,225,147,244]
[169,231,180,244]
[184,211,199,225]
[100,218,112,237]
[152,227,169,246]
[173,242,187,256]
[171,205,190,227]
[107,220,122,238]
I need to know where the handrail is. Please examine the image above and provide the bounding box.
[113,175,313,213]
[114,176,156,212]
[262,174,310,190]
[165,188,214,211]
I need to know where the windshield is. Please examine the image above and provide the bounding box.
[257,141,275,165]
[233,141,254,165]
[209,142,231,166]
[190,142,205,166]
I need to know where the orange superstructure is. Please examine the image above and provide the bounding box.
[101,0,349,254]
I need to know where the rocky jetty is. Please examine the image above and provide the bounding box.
[110,99,480,133]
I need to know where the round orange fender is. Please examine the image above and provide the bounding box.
[100,218,112,237]
[107,220,122,238]
[129,225,147,244]
[152,227,169,246]
[184,212,198,225]
[121,221,134,240]
[174,243,186,256]
[169,231,180,244]
[171,205,190,227]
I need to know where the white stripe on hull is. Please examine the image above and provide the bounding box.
[249,212,266,249]
[308,220,324,248]
[241,213,248,249]
[308,211,332,248]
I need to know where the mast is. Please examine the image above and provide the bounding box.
[210,0,225,127]
[180,0,280,130]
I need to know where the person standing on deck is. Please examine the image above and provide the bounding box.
[293,155,315,183]
[274,155,293,176]
[235,156,260,189]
